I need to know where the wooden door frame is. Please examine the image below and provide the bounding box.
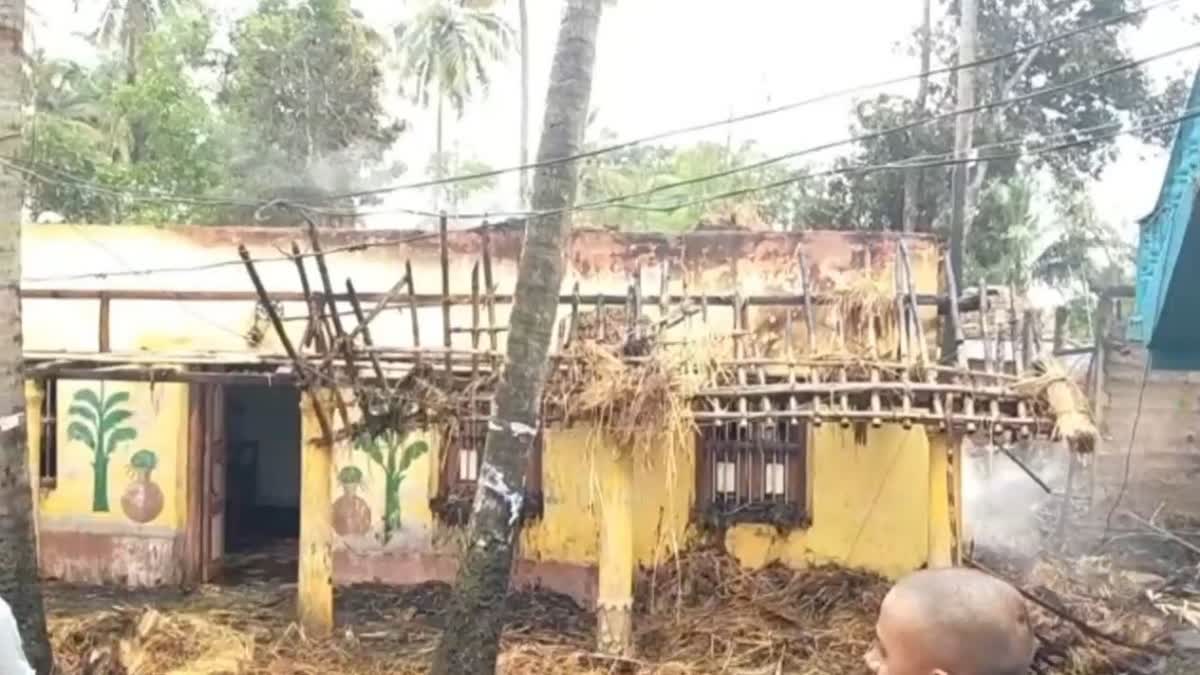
[183,383,206,586]
[182,383,227,584]
[202,385,226,581]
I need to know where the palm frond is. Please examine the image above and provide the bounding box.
[394,0,514,115]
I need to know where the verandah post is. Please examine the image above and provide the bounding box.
[595,444,635,656]
[298,389,334,636]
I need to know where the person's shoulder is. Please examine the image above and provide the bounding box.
[0,595,36,675]
[0,595,18,627]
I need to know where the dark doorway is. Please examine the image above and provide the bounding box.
[222,384,301,582]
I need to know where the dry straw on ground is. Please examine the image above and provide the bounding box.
[45,548,1173,675]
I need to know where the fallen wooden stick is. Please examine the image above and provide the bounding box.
[966,556,1170,657]
[1115,509,1200,558]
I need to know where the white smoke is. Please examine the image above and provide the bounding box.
[963,439,1071,558]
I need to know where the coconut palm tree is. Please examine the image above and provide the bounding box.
[91,0,182,62]
[87,0,185,162]
[27,53,117,150]
[394,0,514,207]
[0,1,54,672]
[430,0,604,672]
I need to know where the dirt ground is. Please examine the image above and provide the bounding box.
[41,533,1200,675]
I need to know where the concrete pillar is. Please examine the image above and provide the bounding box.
[596,446,634,656]
[927,430,963,567]
[298,390,333,637]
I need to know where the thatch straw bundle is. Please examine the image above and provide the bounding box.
[750,269,936,363]
[1014,358,1099,453]
[550,339,721,458]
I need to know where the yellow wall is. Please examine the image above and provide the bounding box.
[324,419,947,581]
[30,378,950,584]
[519,427,694,568]
[31,380,189,531]
[724,424,938,579]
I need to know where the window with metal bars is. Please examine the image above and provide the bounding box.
[430,397,545,526]
[694,420,808,529]
[39,379,58,488]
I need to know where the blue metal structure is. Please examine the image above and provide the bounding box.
[1129,68,1200,369]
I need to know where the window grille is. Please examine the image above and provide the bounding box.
[432,396,544,525]
[39,379,58,487]
[695,420,807,528]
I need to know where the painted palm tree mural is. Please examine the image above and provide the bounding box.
[354,430,429,544]
[67,384,138,512]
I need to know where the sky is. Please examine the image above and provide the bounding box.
[24,0,1200,250]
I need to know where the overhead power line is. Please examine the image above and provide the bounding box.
[322,0,1186,200]
[6,8,1189,221]
[630,108,1200,215]
[544,40,1200,217]
[25,106,1198,285]
[326,106,1200,221]
[304,41,1200,221]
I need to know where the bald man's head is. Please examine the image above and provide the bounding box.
[865,568,1036,675]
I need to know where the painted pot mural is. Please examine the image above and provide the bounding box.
[67,384,138,512]
[121,449,164,523]
[333,465,371,537]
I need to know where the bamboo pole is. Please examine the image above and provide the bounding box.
[733,289,749,422]
[405,260,422,368]
[894,267,912,427]
[692,409,1041,426]
[238,245,332,444]
[569,282,581,346]
[345,279,387,386]
[943,258,965,364]
[98,292,111,352]
[480,228,499,373]
[632,264,643,342]
[979,279,1000,427]
[864,249,882,427]
[439,214,452,387]
[470,264,481,397]
[303,220,356,429]
[290,242,324,351]
[797,248,818,352]
[897,240,927,363]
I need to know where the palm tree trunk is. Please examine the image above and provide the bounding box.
[518,0,530,210]
[901,0,931,233]
[435,94,445,211]
[0,0,53,672]
[429,1,603,672]
[125,7,146,164]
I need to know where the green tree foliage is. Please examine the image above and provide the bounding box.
[221,0,404,204]
[25,11,229,223]
[578,133,821,231]
[964,177,1038,286]
[91,0,187,61]
[433,153,499,209]
[796,0,1188,288]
